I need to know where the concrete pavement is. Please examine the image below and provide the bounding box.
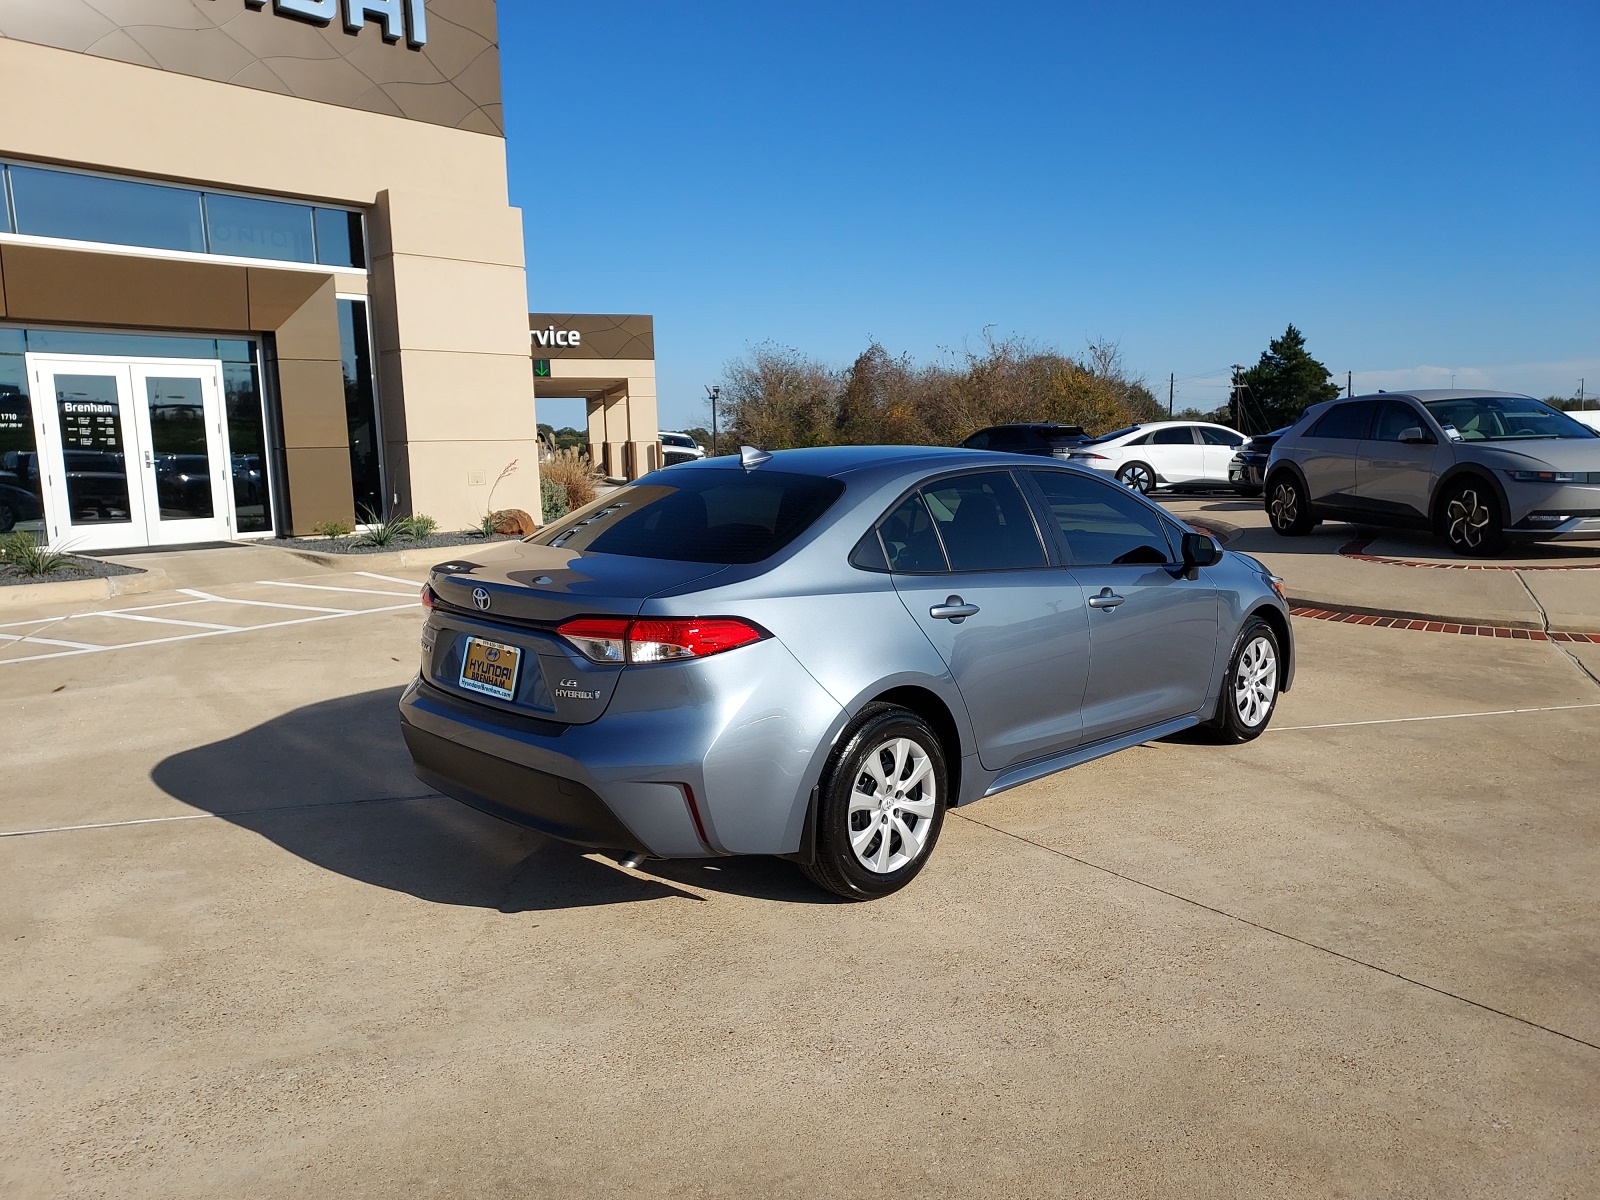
[2,553,1598,1197]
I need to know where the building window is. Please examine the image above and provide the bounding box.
[1,162,365,269]
[0,326,274,537]
[337,299,384,520]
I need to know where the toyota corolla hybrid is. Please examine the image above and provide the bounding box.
[400,446,1293,899]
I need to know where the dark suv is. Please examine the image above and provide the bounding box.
[1264,390,1600,556]
[961,424,1088,458]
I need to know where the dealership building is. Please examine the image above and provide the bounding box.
[0,0,658,550]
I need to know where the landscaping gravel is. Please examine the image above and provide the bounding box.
[290,531,523,556]
[0,556,144,587]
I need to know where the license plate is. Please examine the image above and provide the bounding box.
[459,636,521,701]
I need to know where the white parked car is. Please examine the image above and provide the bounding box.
[1069,420,1249,494]
[1570,410,1600,432]
[658,431,707,466]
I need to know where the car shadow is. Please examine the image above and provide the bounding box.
[150,687,835,911]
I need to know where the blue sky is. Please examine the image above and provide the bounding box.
[501,2,1599,430]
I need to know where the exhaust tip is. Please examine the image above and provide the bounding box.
[618,852,648,871]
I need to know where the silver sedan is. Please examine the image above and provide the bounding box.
[400,446,1294,900]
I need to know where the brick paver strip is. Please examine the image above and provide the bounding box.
[1289,606,1600,643]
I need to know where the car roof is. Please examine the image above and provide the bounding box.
[654,444,1124,487]
[1345,390,1536,403]
[975,422,1083,431]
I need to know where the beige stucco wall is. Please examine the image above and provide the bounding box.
[0,35,540,532]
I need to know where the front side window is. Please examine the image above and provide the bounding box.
[1422,396,1597,441]
[1307,401,1374,440]
[920,471,1046,572]
[1370,400,1432,443]
[535,469,845,564]
[1029,469,1174,566]
[1199,427,1245,447]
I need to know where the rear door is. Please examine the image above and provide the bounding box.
[884,470,1091,770]
[1144,425,1206,484]
[1298,401,1374,511]
[1355,399,1443,523]
[1025,469,1220,744]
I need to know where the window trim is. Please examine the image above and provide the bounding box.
[869,467,1059,575]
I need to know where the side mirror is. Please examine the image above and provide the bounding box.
[1398,427,1434,445]
[1181,531,1224,569]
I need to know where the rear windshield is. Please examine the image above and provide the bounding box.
[1078,425,1140,446]
[531,469,845,564]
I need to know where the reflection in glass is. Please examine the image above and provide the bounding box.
[224,363,271,534]
[145,378,215,521]
[314,208,366,268]
[24,330,220,360]
[0,353,44,536]
[205,193,315,263]
[54,375,132,525]
[10,165,205,253]
[338,299,384,519]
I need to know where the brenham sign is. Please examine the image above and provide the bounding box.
[242,0,430,48]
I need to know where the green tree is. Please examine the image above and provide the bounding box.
[1237,325,1341,433]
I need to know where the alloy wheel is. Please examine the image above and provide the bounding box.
[1118,464,1154,494]
[1446,488,1491,551]
[1269,482,1298,530]
[847,736,938,874]
[1233,635,1278,728]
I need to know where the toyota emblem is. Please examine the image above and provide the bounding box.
[472,587,491,611]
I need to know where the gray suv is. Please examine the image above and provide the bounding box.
[1263,390,1600,556]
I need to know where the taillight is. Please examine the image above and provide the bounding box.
[555,617,630,663]
[555,617,766,664]
[420,584,436,609]
[629,618,764,662]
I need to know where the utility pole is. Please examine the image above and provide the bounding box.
[1346,371,1352,398]
[1168,373,1174,417]
[1229,365,1243,431]
[1581,378,1587,409]
[705,384,721,456]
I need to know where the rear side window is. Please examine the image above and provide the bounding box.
[962,430,990,450]
[1307,401,1374,440]
[1028,470,1174,566]
[920,471,1046,571]
[1150,426,1197,445]
[534,469,844,564]
[878,493,948,572]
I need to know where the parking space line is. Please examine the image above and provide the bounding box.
[0,631,105,651]
[0,601,417,665]
[1270,701,1600,732]
[0,791,441,838]
[358,571,427,587]
[259,580,418,598]
[91,611,242,632]
[176,587,349,614]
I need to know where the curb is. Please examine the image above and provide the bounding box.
[272,538,527,571]
[1283,594,1545,632]
[0,567,170,610]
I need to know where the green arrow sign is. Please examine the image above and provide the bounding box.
[533,358,551,378]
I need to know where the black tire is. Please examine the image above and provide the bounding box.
[801,704,948,901]
[1436,477,1506,557]
[1116,461,1156,494]
[1237,485,1262,499]
[1266,474,1316,536]
[0,503,15,534]
[1203,616,1282,743]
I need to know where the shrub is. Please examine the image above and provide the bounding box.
[474,511,499,537]
[313,519,354,540]
[540,476,569,524]
[0,531,84,577]
[352,508,420,548]
[403,513,438,539]
[542,448,598,511]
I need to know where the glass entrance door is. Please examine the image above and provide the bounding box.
[29,356,233,550]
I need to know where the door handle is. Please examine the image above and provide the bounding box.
[929,596,980,622]
[143,450,153,469]
[1087,588,1125,610]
